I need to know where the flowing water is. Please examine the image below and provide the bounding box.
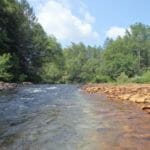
[0,84,150,150]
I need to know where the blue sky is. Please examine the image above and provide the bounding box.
[28,0,150,47]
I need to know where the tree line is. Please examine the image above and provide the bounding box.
[0,0,150,83]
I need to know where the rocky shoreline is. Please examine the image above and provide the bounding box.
[0,82,34,91]
[0,82,18,91]
[82,84,150,114]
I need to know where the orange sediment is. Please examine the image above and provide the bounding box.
[82,84,150,114]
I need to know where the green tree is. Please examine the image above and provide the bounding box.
[0,53,12,81]
[63,43,102,83]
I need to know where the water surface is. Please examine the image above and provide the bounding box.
[0,84,150,150]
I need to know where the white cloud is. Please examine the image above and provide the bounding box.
[106,27,127,39]
[79,1,95,23]
[36,0,100,46]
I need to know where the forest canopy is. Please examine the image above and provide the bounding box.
[0,0,150,83]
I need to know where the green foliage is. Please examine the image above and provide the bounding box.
[0,0,64,83]
[116,72,130,84]
[0,0,149,84]
[91,75,112,83]
[132,70,150,83]
[63,43,102,83]
[102,52,138,79]
[40,62,62,83]
[19,74,28,82]
[101,23,150,82]
[0,53,12,81]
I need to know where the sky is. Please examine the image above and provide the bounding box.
[28,0,150,47]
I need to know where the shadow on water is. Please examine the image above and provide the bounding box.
[0,84,150,150]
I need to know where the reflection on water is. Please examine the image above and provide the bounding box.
[0,84,150,150]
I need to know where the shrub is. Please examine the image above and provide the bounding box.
[116,72,130,84]
[92,75,112,83]
[132,70,150,83]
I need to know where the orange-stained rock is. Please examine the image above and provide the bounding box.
[82,84,150,114]
[142,105,150,114]
[118,94,131,100]
[135,97,147,103]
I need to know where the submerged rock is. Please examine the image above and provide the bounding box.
[142,105,150,114]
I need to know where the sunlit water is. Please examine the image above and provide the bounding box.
[0,85,150,150]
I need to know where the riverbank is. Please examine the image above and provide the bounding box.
[82,84,150,114]
[0,82,17,91]
[0,82,34,91]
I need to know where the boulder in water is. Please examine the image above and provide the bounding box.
[22,82,33,85]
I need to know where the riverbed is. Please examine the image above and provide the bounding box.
[0,84,150,150]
